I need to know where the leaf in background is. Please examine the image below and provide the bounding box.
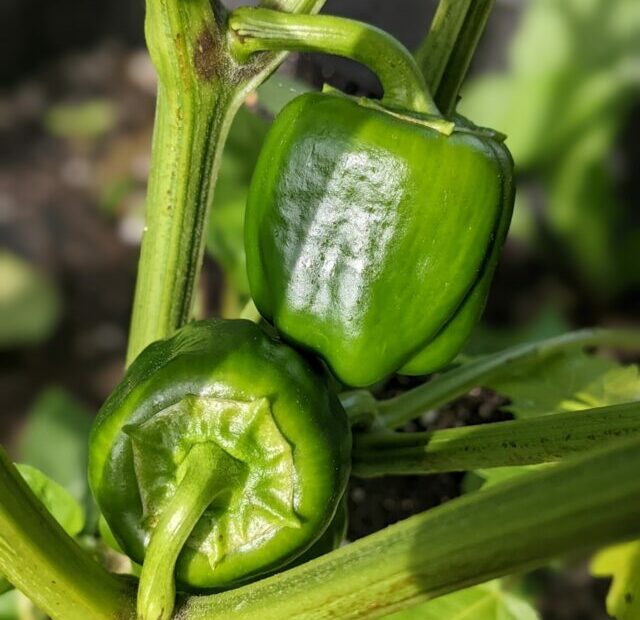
[207,106,269,301]
[44,99,117,140]
[0,590,17,620]
[206,74,311,314]
[466,304,570,356]
[488,351,640,419]
[459,0,640,298]
[459,0,640,168]
[0,251,61,348]
[16,464,85,536]
[17,388,95,530]
[384,581,539,619]
[591,541,640,619]
[256,74,311,117]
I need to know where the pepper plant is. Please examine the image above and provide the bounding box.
[1,1,640,619]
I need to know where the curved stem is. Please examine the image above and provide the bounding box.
[228,8,438,115]
[0,447,135,620]
[137,443,238,620]
[352,401,640,477]
[177,435,640,619]
[340,328,640,430]
[416,0,495,115]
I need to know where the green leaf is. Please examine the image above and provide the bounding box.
[384,581,539,619]
[464,465,552,493]
[0,590,18,620]
[45,99,117,140]
[591,541,640,619]
[206,106,270,298]
[488,351,640,419]
[16,465,84,536]
[0,251,61,348]
[17,388,95,530]
[256,73,311,116]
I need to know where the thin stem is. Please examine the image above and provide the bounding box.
[415,0,495,115]
[177,435,640,619]
[126,0,328,365]
[349,328,640,430]
[0,447,135,620]
[228,8,438,115]
[352,401,640,477]
[137,443,238,620]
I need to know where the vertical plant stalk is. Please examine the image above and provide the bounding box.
[415,0,495,115]
[0,448,135,620]
[177,435,640,619]
[126,0,327,365]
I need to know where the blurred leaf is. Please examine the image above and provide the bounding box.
[459,0,640,298]
[0,590,18,620]
[489,351,640,418]
[0,252,61,348]
[591,541,640,619]
[45,99,117,140]
[207,106,269,299]
[467,304,570,356]
[385,581,539,619]
[257,74,311,116]
[16,464,84,536]
[17,388,95,530]
[460,0,640,167]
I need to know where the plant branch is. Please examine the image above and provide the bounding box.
[176,435,640,619]
[352,401,640,477]
[339,328,640,430]
[126,0,327,365]
[229,7,436,114]
[0,447,135,620]
[415,0,495,115]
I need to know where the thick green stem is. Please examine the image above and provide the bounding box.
[352,401,640,477]
[177,435,640,619]
[229,8,437,115]
[137,443,238,620]
[0,447,135,620]
[415,0,495,115]
[127,0,328,365]
[340,328,640,430]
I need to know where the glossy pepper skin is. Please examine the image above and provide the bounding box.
[245,92,514,387]
[89,319,350,589]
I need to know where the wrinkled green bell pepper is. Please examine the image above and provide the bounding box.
[89,319,350,590]
[245,92,514,387]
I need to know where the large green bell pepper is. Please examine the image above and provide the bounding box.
[245,92,514,387]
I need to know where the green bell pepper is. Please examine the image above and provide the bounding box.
[245,92,514,386]
[89,319,350,617]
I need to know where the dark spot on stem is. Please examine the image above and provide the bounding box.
[194,27,219,82]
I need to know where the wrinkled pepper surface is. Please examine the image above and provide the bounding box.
[245,92,514,387]
[89,319,350,589]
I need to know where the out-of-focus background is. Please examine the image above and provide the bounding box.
[0,0,638,618]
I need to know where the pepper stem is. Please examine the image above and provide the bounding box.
[137,443,239,620]
[228,8,439,116]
